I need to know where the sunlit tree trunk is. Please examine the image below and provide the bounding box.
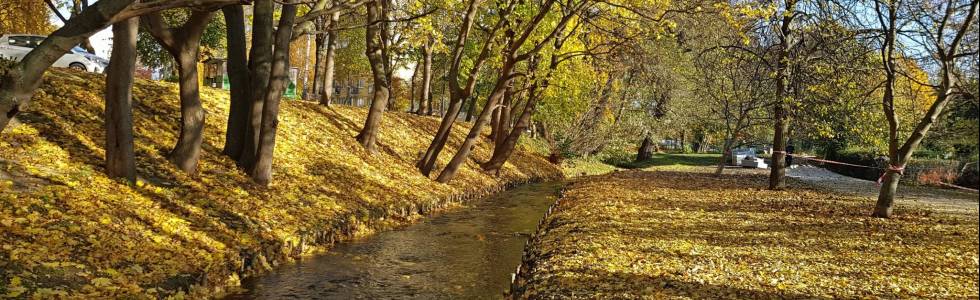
[716,139,733,176]
[143,10,215,173]
[436,0,582,183]
[319,10,340,106]
[409,57,419,112]
[416,0,500,176]
[312,29,328,96]
[104,16,138,183]
[482,86,537,173]
[768,0,796,190]
[490,85,513,148]
[240,0,274,169]
[418,42,433,115]
[355,0,391,153]
[249,3,296,185]
[437,66,516,183]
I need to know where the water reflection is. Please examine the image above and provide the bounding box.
[226,182,562,299]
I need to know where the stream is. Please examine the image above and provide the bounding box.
[225,181,562,299]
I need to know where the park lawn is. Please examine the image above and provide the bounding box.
[561,158,621,177]
[0,70,561,298]
[512,170,979,299]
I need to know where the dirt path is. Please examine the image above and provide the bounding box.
[787,165,979,219]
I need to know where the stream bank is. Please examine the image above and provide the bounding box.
[0,69,563,299]
[226,182,564,299]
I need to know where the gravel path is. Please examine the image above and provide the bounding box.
[787,165,979,219]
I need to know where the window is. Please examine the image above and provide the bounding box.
[28,36,45,46]
[7,36,39,48]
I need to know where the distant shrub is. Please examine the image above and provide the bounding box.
[824,148,975,188]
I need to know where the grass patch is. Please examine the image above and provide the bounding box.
[0,70,561,298]
[605,152,722,169]
[513,170,978,298]
[560,158,620,177]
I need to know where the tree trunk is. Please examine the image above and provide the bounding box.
[489,106,501,142]
[249,3,296,185]
[312,30,328,96]
[769,102,789,189]
[873,171,901,217]
[464,95,478,122]
[871,0,976,216]
[319,10,340,106]
[143,10,214,174]
[104,16,138,183]
[355,0,390,153]
[767,0,795,190]
[637,136,653,162]
[490,85,512,147]
[436,68,514,183]
[679,131,686,153]
[715,140,732,176]
[416,0,500,176]
[497,89,513,148]
[420,42,433,115]
[416,96,465,176]
[221,4,251,159]
[481,90,535,173]
[169,50,205,173]
[240,0,274,169]
[409,57,419,112]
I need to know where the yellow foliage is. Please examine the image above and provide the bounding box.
[0,69,560,298]
[516,169,978,298]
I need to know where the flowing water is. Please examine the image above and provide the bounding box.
[225,182,562,299]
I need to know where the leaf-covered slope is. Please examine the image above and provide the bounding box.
[0,70,560,298]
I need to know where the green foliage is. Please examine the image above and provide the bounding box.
[332,17,370,83]
[136,9,227,69]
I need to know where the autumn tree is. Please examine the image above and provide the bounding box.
[416,0,513,176]
[222,0,366,183]
[0,0,52,35]
[249,2,299,185]
[435,0,592,183]
[695,46,773,175]
[141,9,216,173]
[0,0,244,134]
[354,0,395,153]
[867,0,979,217]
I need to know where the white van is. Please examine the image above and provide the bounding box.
[0,34,102,73]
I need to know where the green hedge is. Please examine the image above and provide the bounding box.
[822,149,976,188]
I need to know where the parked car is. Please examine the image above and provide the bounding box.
[0,34,103,73]
[72,46,109,72]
